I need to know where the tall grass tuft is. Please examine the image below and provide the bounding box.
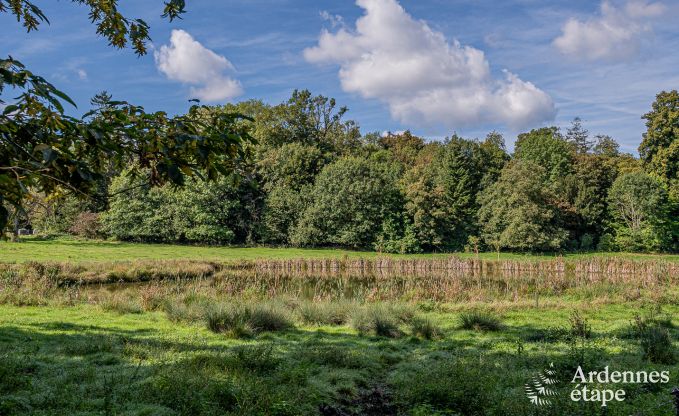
[205,302,293,338]
[351,304,411,338]
[410,316,443,340]
[459,311,503,331]
[100,295,143,314]
[298,300,353,326]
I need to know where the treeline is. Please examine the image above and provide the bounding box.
[27,90,679,253]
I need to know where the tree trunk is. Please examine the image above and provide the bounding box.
[11,215,19,242]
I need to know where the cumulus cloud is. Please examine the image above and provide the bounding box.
[76,69,88,80]
[554,0,666,62]
[304,0,555,130]
[155,30,243,102]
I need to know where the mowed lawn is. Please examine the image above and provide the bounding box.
[2,237,679,263]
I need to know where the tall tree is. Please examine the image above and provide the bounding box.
[640,90,679,250]
[608,172,674,252]
[403,134,507,251]
[291,156,402,248]
[514,127,574,184]
[566,117,593,154]
[477,160,568,252]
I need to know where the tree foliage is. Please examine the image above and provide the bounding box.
[514,127,574,183]
[608,173,673,252]
[477,161,568,252]
[291,156,402,248]
[1,1,253,235]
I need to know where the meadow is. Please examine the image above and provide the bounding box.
[2,242,679,415]
[2,237,679,263]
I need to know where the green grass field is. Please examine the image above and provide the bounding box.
[2,237,678,263]
[2,237,679,414]
[1,303,678,415]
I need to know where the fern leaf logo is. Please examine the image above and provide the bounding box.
[525,363,560,406]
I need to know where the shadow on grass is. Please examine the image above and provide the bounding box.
[0,321,677,416]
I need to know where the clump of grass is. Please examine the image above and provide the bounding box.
[248,303,294,333]
[298,300,352,326]
[351,304,406,338]
[205,304,252,338]
[459,311,503,332]
[100,295,143,314]
[632,314,676,364]
[163,300,205,323]
[569,310,592,339]
[410,316,443,340]
[205,302,293,338]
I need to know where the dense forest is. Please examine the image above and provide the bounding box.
[17,89,679,254]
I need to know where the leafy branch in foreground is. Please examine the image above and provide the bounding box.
[1,56,252,234]
[0,0,186,55]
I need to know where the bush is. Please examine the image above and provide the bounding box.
[374,219,422,254]
[580,233,594,250]
[569,311,592,339]
[597,233,617,251]
[459,311,503,331]
[633,315,676,364]
[68,212,103,239]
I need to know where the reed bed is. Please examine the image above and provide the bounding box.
[251,257,679,283]
[1,256,677,307]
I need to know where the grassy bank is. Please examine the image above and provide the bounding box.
[2,237,679,263]
[1,302,678,415]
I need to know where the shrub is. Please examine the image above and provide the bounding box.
[633,315,676,364]
[569,311,592,339]
[410,316,443,340]
[580,233,594,250]
[68,212,103,239]
[459,311,503,331]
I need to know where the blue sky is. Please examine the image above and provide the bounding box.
[3,0,678,153]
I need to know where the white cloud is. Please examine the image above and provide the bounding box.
[553,0,665,62]
[76,69,88,80]
[320,11,345,28]
[304,0,555,130]
[155,29,243,102]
